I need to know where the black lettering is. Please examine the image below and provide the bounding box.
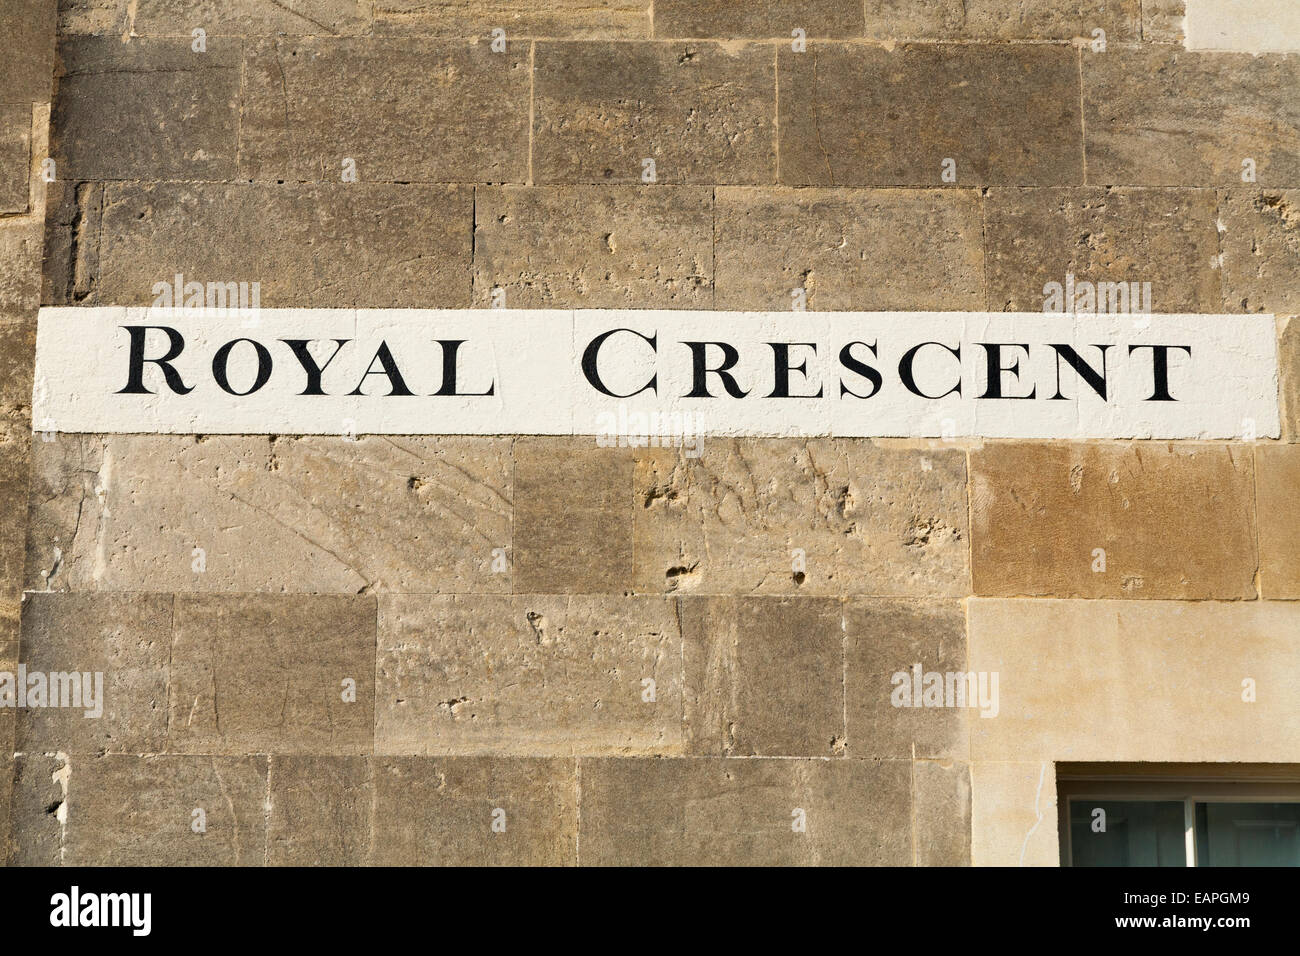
[281,339,350,396]
[1128,344,1192,401]
[683,341,749,398]
[899,342,961,399]
[767,343,823,398]
[581,328,658,398]
[117,325,194,395]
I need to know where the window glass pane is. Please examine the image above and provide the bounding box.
[1194,802,1300,866]
[1069,800,1186,866]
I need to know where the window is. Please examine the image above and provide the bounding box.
[1057,764,1300,867]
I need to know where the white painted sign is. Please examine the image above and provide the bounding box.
[32,307,1279,440]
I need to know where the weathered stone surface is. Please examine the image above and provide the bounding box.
[0,420,30,606]
[11,753,268,865]
[167,594,375,754]
[681,597,843,757]
[533,41,776,185]
[969,760,1058,866]
[240,38,529,183]
[16,593,172,754]
[0,615,14,864]
[1083,49,1300,186]
[26,435,511,593]
[579,757,913,865]
[863,0,1139,40]
[1282,317,1300,441]
[97,183,472,307]
[472,186,713,308]
[1218,189,1300,314]
[655,0,862,37]
[40,181,100,306]
[1143,0,1185,41]
[968,599,1300,762]
[914,759,971,866]
[634,440,968,597]
[714,187,984,311]
[376,594,682,755]
[514,439,633,593]
[370,757,577,864]
[1257,445,1300,599]
[267,756,370,865]
[778,45,1083,187]
[844,600,969,760]
[971,443,1257,599]
[0,0,57,101]
[375,0,649,38]
[0,219,44,313]
[142,0,371,35]
[0,318,34,421]
[0,104,30,216]
[52,38,239,181]
[984,187,1221,312]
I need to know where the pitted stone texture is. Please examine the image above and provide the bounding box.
[778,45,1083,187]
[655,0,863,37]
[533,41,776,185]
[1283,317,1300,441]
[52,38,239,181]
[166,594,375,754]
[1083,49,1300,186]
[375,0,650,38]
[1257,445,1300,599]
[970,760,1058,866]
[514,439,634,593]
[863,0,1139,40]
[914,759,971,866]
[0,105,31,216]
[579,757,913,865]
[239,39,529,183]
[634,441,968,597]
[714,187,984,311]
[681,596,843,757]
[376,594,682,755]
[1218,190,1300,315]
[0,219,44,313]
[97,183,472,307]
[971,443,1257,600]
[984,187,1221,313]
[10,753,268,866]
[968,599,1300,762]
[844,600,969,760]
[472,186,713,308]
[16,593,172,754]
[26,435,511,593]
[0,0,57,101]
[268,756,577,865]
[1143,0,1185,41]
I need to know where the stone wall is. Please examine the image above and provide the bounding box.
[1,0,1298,865]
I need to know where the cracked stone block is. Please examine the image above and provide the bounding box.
[1257,445,1300,599]
[984,187,1222,313]
[0,0,57,101]
[166,594,375,754]
[52,37,240,181]
[41,181,102,307]
[268,756,579,865]
[970,760,1058,866]
[1218,189,1300,315]
[680,596,844,757]
[532,41,776,185]
[239,38,529,182]
[844,599,969,760]
[374,0,650,38]
[914,759,971,866]
[778,45,1083,187]
[472,185,714,309]
[863,0,1139,41]
[1083,48,1300,186]
[654,0,863,38]
[26,435,512,593]
[579,757,913,865]
[968,599,1300,762]
[633,440,969,597]
[971,443,1257,600]
[714,187,984,311]
[16,593,172,755]
[96,182,472,307]
[0,105,30,216]
[10,753,269,866]
[513,438,634,593]
[375,594,683,755]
